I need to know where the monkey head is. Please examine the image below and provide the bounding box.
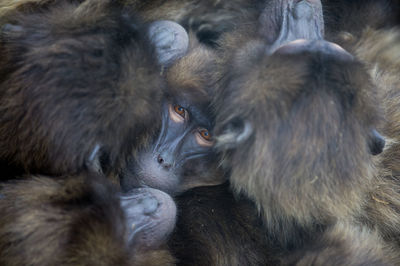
[121,36,226,195]
[213,0,385,244]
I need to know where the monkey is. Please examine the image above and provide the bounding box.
[157,0,400,265]
[0,0,167,178]
[170,0,399,264]
[121,34,226,195]
[0,0,225,195]
[0,0,396,264]
[0,0,213,265]
[0,1,184,265]
[139,1,399,264]
[140,0,400,264]
[213,0,400,263]
[0,0,231,264]
[0,173,177,266]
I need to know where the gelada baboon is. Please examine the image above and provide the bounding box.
[0,173,177,266]
[167,1,400,264]
[0,0,228,263]
[0,0,223,195]
[121,34,226,195]
[0,1,183,265]
[166,1,397,265]
[0,0,166,178]
[210,0,398,263]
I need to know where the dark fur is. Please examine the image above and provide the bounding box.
[211,3,400,265]
[1,0,399,265]
[0,0,266,47]
[3,0,397,47]
[160,1,400,264]
[0,2,177,265]
[134,1,400,264]
[0,174,175,266]
[173,48,397,264]
[0,1,231,264]
[168,183,280,266]
[0,0,163,177]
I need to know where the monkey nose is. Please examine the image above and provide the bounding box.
[157,154,172,170]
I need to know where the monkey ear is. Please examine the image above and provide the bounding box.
[368,129,385,155]
[216,120,253,150]
[148,20,189,67]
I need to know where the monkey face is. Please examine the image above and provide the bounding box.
[119,41,225,195]
[121,100,225,195]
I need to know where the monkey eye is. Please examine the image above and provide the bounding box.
[199,129,211,140]
[169,104,188,123]
[174,105,186,117]
[196,128,214,147]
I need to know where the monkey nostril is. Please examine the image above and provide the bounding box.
[157,154,164,164]
[157,154,172,170]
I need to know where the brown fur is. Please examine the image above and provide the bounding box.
[283,222,395,265]
[346,28,400,248]
[163,2,400,264]
[142,2,400,264]
[211,3,400,264]
[0,174,175,266]
[0,0,265,47]
[0,0,163,177]
[0,2,177,265]
[1,1,398,262]
[3,0,397,47]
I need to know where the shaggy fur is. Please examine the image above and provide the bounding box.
[0,0,163,177]
[0,174,175,266]
[0,2,177,265]
[2,0,397,47]
[211,4,400,266]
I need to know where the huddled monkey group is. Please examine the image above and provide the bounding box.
[0,0,399,265]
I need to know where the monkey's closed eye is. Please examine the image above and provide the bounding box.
[169,104,188,123]
[196,128,214,147]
